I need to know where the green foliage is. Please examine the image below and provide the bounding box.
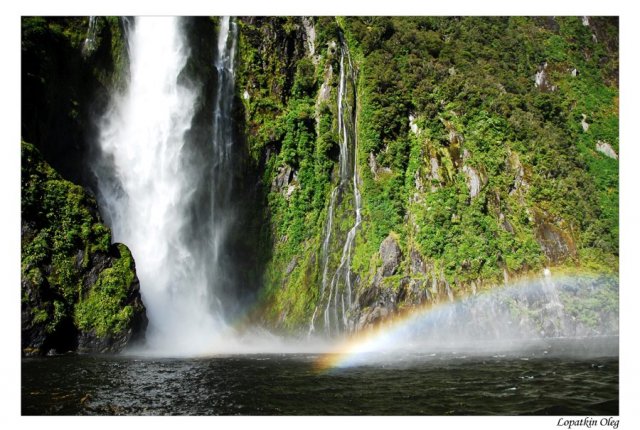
[21,142,138,340]
[235,16,618,330]
[21,142,111,283]
[74,244,136,337]
[342,15,617,291]
[560,275,618,329]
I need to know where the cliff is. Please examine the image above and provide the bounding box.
[20,16,618,340]
[21,142,147,355]
[235,17,618,334]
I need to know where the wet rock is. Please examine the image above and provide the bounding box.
[368,152,392,180]
[445,280,454,302]
[357,305,390,330]
[448,127,464,146]
[22,243,147,356]
[327,40,337,55]
[379,234,402,277]
[285,184,297,198]
[533,212,576,264]
[357,281,380,309]
[395,277,410,303]
[272,165,293,192]
[272,165,298,199]
[507,151,527,195]
[21,143,147,356]
[499,213,515,234]
[430,157,440,178]
[317,65,333,104]
[285,256,298,275]
[536,16,559,32]
[414,169,425,193]
[301,17,316,58]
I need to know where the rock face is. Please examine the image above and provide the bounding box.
[21,142,147,355]
[532,210,576,264]
[462,165,482,198]
[596,141,618,159]
[379,234,402,277]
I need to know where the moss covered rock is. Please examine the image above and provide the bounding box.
[21,142,147,355]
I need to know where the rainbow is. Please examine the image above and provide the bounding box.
[314,272,617,371]
[314,299,447,371]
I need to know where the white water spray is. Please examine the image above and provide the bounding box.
[93,17,231,354]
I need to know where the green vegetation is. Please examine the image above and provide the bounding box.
[21,16,618,336]
[237,17,342,326]
[22,141,111,286]
[346,17,617,286]
[21,142,142,351]
[238,17,618,330]
[21,17,126,182]
[75,244,136,336]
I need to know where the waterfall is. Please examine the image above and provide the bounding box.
[82,16,98,56]
[210,16,238,285]
[92,17,237,354]
[310,42,361,336]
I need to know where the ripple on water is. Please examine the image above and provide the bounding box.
[22,349,618,415]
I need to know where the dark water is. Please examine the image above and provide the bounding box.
[22,346,618,415]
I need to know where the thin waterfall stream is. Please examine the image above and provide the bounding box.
[310,41,361,336]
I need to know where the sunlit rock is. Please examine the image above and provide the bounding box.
[581,113,590,132]
[596,140,618,159]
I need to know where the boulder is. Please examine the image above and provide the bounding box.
[595,141,618,159]
[21,142,147,355]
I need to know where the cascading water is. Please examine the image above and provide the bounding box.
[310,42,361,336]
[82,16,98,55]
[92,17,237,354]
[207,16,238,311]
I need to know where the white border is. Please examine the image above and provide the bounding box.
[3,1,638,429]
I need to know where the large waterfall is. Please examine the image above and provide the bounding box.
[92,17,238,354]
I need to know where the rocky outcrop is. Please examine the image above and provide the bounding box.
[534,62,557,92]
[532,210,576,264]
[596,141,618,159]
[581,114,590,132]
[462,165,483,198]
[21,142,147,355]
[379,234,402,277]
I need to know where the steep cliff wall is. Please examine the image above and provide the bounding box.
[236,17,619,335]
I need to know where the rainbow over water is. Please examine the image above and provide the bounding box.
[315,273,618,371]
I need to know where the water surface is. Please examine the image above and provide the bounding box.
[22,342,618,415]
